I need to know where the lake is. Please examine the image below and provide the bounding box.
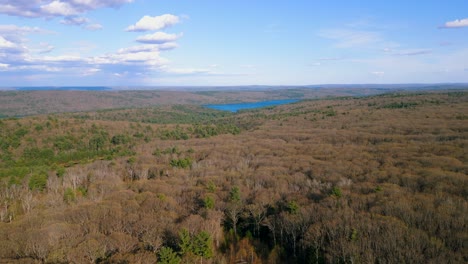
[205,99,300,112]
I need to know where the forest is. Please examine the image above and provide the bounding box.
[0,89,466,263]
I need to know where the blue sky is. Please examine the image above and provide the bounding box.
[0,0,467,86]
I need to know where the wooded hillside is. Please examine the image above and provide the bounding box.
[0,90,466,263]
[0,87,403,117]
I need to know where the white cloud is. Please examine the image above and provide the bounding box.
[155,42,179,50]
[0,0,134,18]
[85,23,103,30]
[117,45,160,54]
[0,0,134,30]
[41,1,78,16]
[0,63,9,70]
[126,14,180,32]
[91,45,169,67]
[0,41,172,78]
[70,0,134,9]
[18,65,62,72]
[44,55,82,61]
[81,67,100,76]
[60,16,103,30]
[60,16,88,25]
[0,25,51,55]
[0,24,46,34]
[136,32,181,44]
[117,43,178,54]
[0,1,42,18]
[0,36,16,49]
[113,71,129,77]
[31,42,55,54]
[441,18,468,28]
[0,11,184,82]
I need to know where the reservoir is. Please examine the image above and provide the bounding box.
[205,99,299,112]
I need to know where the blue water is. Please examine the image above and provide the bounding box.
[205,99,299,112]
[15,86,112,91]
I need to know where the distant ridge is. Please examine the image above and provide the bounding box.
[2,83,466,92]
[15,86,112,91]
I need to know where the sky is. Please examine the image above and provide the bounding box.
[0,0,467,86]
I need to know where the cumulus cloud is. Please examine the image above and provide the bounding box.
[126,14,180,32]
[440,18,468,28]
[0,36,16,49]
[0,25,51,50]
[0,24,57,68]
[0,0,134,18]
[60,16,102,30]
[3,31,67,76]
[0,8,188,81]
[136,32,181,44]
[0,42,172,81]
[41,1,78,16]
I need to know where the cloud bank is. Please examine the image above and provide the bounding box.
[0,0,134,18]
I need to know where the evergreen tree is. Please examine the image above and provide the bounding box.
[229,186,241,203]
[193,231,213,263]
[178,229,192,255]
[158,247,181,264]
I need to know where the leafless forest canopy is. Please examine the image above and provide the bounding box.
[0,88,467,263]
[0,86,411,118]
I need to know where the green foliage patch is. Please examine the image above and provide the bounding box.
[170,158,192,169]
[28,171,48,191]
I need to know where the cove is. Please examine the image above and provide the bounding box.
[205,99,300,112]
